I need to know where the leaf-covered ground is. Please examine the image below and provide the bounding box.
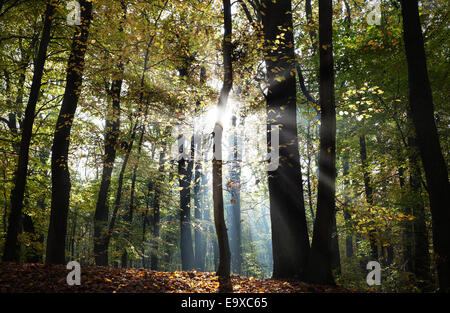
[0,262,353,293]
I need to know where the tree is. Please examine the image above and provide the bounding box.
[306,0,336,285]
[261,0,310,279]
[400,0,450,292]
[213,0,232,291]
[359,134,378,259]
[151,137,169,270]
[229,114,242,275]
[3,0,55,262]
[94,0,127,267]
[179,132,195,270]
[46,0,93,264]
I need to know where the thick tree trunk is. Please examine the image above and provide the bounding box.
[306,0,336,285]
[3,0,55,262]
[213,0,232,291]
[400,0,450,292]
[261,0,310,280]
[408,137,431,284]
[46,0,93,265]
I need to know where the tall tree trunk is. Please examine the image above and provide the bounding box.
[408,137,431,285]
[93,0,127,267]
[150,139,168,270]
[22,212,43,263]
[330,211,341,274]
[213,0,232,291]
[46,0,93,264]
[359,135,378,259]
[195,170,209,272]
[399,165,414,272]
[400,0,450,292]
[229,114,242,275]
[122,125,145,267]
[3,0,55,262]
[306,0,336,285]
[306,114,315,223]
[194,68,207,272]
[261,0,310,280]
[193,137,204,271]
[343,157,354,258]
[305,0,317,52]
[102,123,139,265]
[179,134,195,270]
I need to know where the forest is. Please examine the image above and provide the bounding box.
[0,0,449,295]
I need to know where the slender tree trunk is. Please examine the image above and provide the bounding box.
[193,138,204,271]
[306,115,315,223]
[46,0,92,265]
[330,211,341,274]
[399,166,414,272]
[121,125,145,267]
[306,0,336,285]
[93,1,127,267]
[359,135,378,259]
[213,0,232,291]
[150,140,168,270]
[261,0,310,280]
[400,0,450,292]
[194,69,207,272]
[195,170,208,272]
[229,114,242,275]
[3,0,55,262]
[343,157,354,258]
[305,0,317,52]
[102,123,139,263]
[179,134,195,270]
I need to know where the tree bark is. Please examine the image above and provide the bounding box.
[306,0,336,285]
[343,157,354,258]
[179,134,195,270]
[400,0,450,292]
[359,135,378,259]
[46,0,93,265]
[261,0,310,280]
[408,137,431,285]
[193,137,204,271]
[3,0,55,262]
[150,139,168,270]
[399,165,414,272]
[213,0,232,291]
[102,122,139,265]
[93,1,127,267]
[121,125,145,267]
[229,115,242,275]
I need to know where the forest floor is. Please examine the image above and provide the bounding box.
[0,262,354,293]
